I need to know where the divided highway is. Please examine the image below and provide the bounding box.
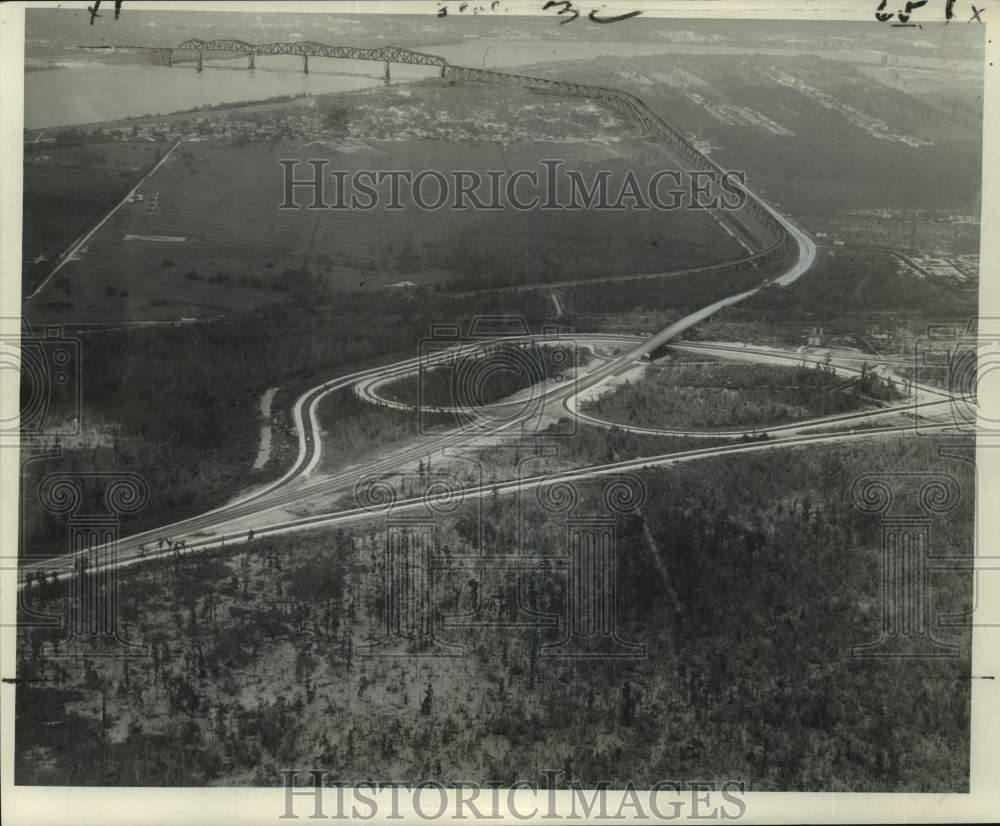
[19,63,963,585]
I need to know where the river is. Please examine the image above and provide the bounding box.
[25,37,928,131]
[25,55,436,130]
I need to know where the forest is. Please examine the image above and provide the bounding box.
[583,360,903,430]
[19,288,552,554]
[15,434,972,790]
[21,238,795,555]
[551,241,797,325]
[693,248,977,349]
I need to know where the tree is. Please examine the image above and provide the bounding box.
[322,105,351,136]
[619,681,637,726]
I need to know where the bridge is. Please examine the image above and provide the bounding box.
[80,37,788,257]
[148,39,447,79]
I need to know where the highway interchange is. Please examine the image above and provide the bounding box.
[18,70,970,585]
[20,194,967,584]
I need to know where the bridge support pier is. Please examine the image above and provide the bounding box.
[303,54,309,74]
[196,51,203,72]
[383,61,391,83]
[247,52,254,69]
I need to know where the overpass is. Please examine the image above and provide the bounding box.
[27,42,822,584]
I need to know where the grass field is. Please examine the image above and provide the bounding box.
[22,141,171,295]
[24,79,747,324]
[27,137,744,322]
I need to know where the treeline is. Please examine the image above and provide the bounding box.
[728,249,975,329]
[21,289,554,552]
[584,361,903,430]
[15,435,972,789]
[556,242,798,322]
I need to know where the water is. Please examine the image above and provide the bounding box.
[25,38,912,130]
[24,56,435,129]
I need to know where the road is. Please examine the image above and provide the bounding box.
[16,160,915,584]
[567,339,956,438]
[25,313,960,582]
[36,420,961,579]
[18,72,963,586]
[25,139,184,302]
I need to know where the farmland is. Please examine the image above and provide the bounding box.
[23,78,747,324]
[22,140,171,296]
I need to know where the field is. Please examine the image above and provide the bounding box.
[22,141,171,296]
[15,435,972,790]
[529,52,982,221]
[24,79,747,324]
[582,359,903,431]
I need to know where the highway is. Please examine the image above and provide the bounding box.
[24,243,961,583]
[31,420,962,579]
[17,62,964,586]
[566,339,956,438]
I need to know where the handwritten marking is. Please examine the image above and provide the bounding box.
[589,7,643,23]
[88,0,123,25]
[877,0,984,23]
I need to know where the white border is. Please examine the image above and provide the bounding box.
[1,2,997,824]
